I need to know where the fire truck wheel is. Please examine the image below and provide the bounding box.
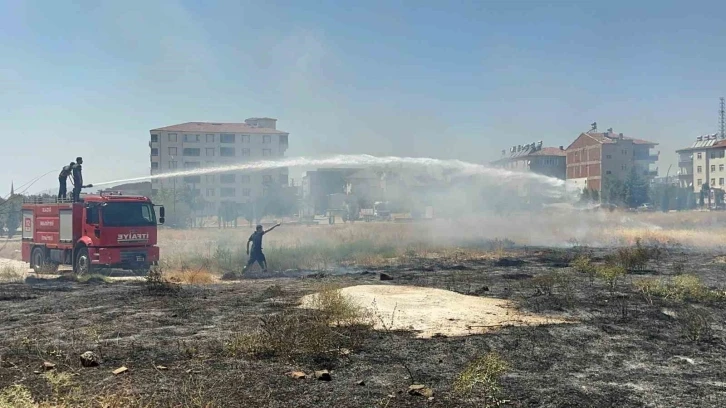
[31,247,46,274]
[75,247,92,275]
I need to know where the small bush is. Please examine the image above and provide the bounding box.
[454,352,509,403]
[678,307,714,342]
[613,239,651,271]
[571,255,596,276]
[596,265,626,292]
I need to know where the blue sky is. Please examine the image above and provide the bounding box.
[1,0,725,195]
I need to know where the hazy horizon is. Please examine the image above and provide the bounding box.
[2,0,725,196]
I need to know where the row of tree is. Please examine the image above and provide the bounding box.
[151,183,297,229]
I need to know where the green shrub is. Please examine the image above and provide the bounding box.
[454,352,509,404]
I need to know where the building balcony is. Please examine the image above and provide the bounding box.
[678,160,693,167]
[634,154,659,162]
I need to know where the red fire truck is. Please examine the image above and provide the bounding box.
[21,193,165,274]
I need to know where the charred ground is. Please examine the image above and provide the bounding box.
[0,245,725,407]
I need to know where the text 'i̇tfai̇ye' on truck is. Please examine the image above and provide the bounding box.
[21,191,165,275]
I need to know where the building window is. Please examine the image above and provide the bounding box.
[184,176,201,184]
[205,175,215,183]
[206,161,214,167]
[221,188,235,197]
[720,164,724,172]
[242,188,251,197]
[606,170,612,175]
[206,148,215,156]
[220,147,235,157]
[184,162,200,169]
[711,178,716,186]
[220,134,235,143]
[220,174,235,184]
[262,175,273,184]
[621,165,627,170]
[183,148,200,156]
[184,134,200,142]
[697,152,702,159]
[698,179,702,186]
[168,147,178,156]
[720,178,724,186]
[241,148,250,157]
[151,162,159,169]
[712,165,716,172]
[241,135,250,143]
[206,134,215,143]
[720,150,725,158]
[263,135,271,144]
[206,188,215,197]
[263,149,272,157]
[168,133,178,142]
[622,150,627,155]
[151,134,159,142]
[606,154,612,159]
[711,151,717,159]
[151,148,159,156]
[169,161,177,169]
[697,166,703,173]
[240,175,250,183]
[280,134,288,146]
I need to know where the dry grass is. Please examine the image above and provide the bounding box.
[633,274,724,304]
[454,352,509,404]
[0,264,24,283]
[164,268,217,284]
[226,284,372,360]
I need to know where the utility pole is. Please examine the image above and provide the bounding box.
[720,97,725,139]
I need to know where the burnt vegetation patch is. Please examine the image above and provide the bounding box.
[0,243,725,407]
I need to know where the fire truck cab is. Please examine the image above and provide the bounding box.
[21,193,165,274]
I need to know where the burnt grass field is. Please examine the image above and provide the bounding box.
[1,245,725,407]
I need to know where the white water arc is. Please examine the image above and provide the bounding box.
[93,154,573,196]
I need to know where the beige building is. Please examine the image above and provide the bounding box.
[677,134,726,192]
[491,141,567,180]
[149,118,289,216]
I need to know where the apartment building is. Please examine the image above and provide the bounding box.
[676,134,726,192]
[149,118,289,216]
[565,130,658,192]
[491,141,567,180]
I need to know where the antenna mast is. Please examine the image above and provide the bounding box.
[720,97,725,139]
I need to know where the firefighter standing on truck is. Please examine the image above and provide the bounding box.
[71,157,84,202]
[58,161,75,199]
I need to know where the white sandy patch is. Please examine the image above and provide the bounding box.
[301,284,571,338]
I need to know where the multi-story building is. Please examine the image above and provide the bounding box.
[149,118,289,216]
[565,130,658,192]
[491,141,567,179]
[676,134,726,192]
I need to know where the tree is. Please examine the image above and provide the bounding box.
[590,189,600,202]
[623,168,649,208]
[603,175,626,206]
[579,187,591,203]
[152,187,191,228]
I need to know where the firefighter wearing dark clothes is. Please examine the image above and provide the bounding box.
[58,161,75,199]
[243,222,281,273]
[71,157,84,202]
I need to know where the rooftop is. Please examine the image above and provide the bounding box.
[151,122,287,134]
[676,134,726,152]
[494,143,566,163]
[582,131,657,146]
